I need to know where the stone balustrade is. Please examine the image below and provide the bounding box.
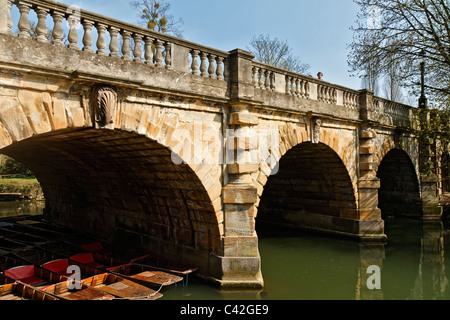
[317,83,337,104]
[3,0,228,77]
[1,0,417,124]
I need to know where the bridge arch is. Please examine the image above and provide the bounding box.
[256,139,358,237]
[0,88,224,275]
[376,148,422,218]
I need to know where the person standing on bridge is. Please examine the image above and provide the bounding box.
[317,72,323,80]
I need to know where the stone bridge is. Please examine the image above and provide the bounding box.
[0,0,444,289]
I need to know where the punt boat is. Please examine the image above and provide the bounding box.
[41,258,163,300]
[0,275,60,301]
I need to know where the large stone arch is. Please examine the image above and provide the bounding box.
[0,86,224,275]
[254,122,359,238]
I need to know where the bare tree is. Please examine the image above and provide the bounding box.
[248,34,310,74]
[130,0,183,38]
[349,0,450,106]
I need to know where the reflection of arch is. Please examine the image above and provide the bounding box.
[377,148,421,218]
[257,142,357,234]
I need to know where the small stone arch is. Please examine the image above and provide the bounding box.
[376,148,422,218]
[255,122,358,236]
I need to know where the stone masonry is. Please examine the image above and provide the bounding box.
[0,0,444,289]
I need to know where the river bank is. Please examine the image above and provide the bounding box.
[0,177,44,201]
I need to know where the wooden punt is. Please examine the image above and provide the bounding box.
[36,240,88,258]
[131,255,198,277]
[40,280,115,300]
[3,263,68,287]
[0,277,60,300]
[16,217,76,237]
[5,232,48,246]
[0,237,31,251]
[108,263,183,289]
[71,240,198,278]
[80,273,163,300]
[42,258,162,300]
[9,247,68,266]
[0,223,68,241]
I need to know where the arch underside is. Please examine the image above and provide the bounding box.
[377,148,422,218]
[257,142,358,235]
[0,128,220,271]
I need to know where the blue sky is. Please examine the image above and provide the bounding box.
[12,0,363,90]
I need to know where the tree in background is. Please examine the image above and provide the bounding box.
[349,0,450,182]
[348,0,450,105]
[130,0,183,38]
[0,155,32,176]
[248,34,310,74]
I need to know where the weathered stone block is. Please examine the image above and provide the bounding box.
[229,112,259,126]
[360,145,376,155]
[360,130,377,139]
[223,185,258,204]
[0,96,33,141]
[17,90,52,134]
[227,163,259,174]
[358,178,381,189]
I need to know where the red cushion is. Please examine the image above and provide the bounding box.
[81,242,104,252]
[5,265,35,280]
[20,275,46,286]
[71,253,103,269]
[42,259,69,275]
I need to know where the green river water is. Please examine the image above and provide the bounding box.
[1,200,449,301]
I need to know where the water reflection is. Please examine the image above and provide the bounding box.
[257,217,450,300]
[0,200,45,219]
[357,219,449,300]
[0,201,449,300]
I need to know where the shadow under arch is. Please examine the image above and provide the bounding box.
[0,127,221,274]
[257,142,357,237]
[376,148,421,219]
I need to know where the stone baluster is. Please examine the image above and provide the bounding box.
[108,27,120,58]
[252,66,259,87]
[190,50,200,75]
[200,52,208,76]
[258,69,265,89]
[51,11,65,47]
[285,76,291,94]
[164,42,172,69]
[144,36,154,65]
[294,78,300,96]
[96,23,107,56]
[133,33,143,62]
[17,2,31,39]
[216,56,224,80]
[154,39,164,67]
[121,30,132,61]
[3,0,14,36]
[208,54,216,78]
[82,20,94,52]
[67,14,80,50]
[35,7,49,43]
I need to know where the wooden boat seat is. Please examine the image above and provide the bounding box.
[70,253,104,269]
[42,259,72,277]
[4,265,46,286]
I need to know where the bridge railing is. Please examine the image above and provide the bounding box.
[250,60,360,111]
[2,0,229,81]
[1,0,416,125]
[371,96,414,127]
